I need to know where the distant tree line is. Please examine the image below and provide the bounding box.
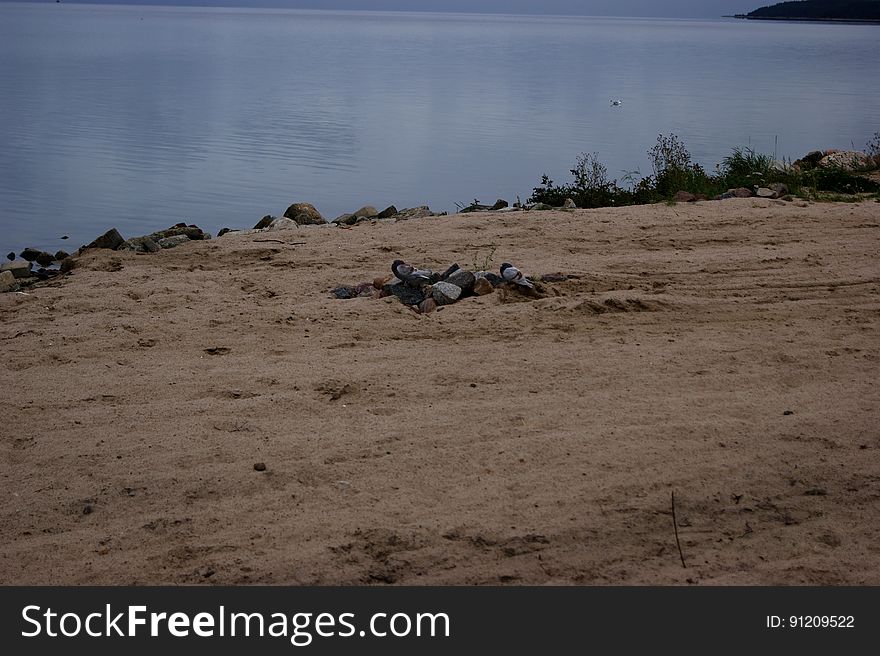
[746,0,880,20]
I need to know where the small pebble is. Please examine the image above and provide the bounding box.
[783,410,794,416]
[82,504,94,515]
[253,462,267,472]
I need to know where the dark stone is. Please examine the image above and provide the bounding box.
[377,205,398,219]
[477,272,504,287]
[783,410,794,416]
[382,281,425,306]
[1,260,32,279]
[254,215,276,230]
[283,202,325,226]
[794,150,824,170]
[60,258,77,274]
[20,247,41,262]
[352,205,379,219]
[440,263,460,280]
[60,235,69,240]
[331,213,357,226]
[34,251,55,267]
[121,236,161,253]
[331,286,357,299]
[253,462,267,472]
[445,269,475,294]
[149,225,206,241]
[54,250,70,261]
[540,273,567,283]
[82,504,94,515]
[86,228,125,250]
[217,228,235,237]
[491,199,509,210]
[6,252,14,261]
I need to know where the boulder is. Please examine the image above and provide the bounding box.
[60,257,77,274]
[6,252,14,261]
[819,150,870,172]
[149,225,207,241]
[283,202,324,225]
[769,182,789,197]
[54,250,70,261]
[445,269,475,294]
[491,199,509,210]
[794,150,824,170]
[382,281,425,306]
[34,251,55,267]
[1,260,32,279]
[473,277,494,296]
[121,236,161,253]
[268,217,298,231]
[156,235,191,249]
[529,203,554,211]
[731,187,752,198]
[253,215,277,230]
[377,205,398,219]
[86,228,125,250]
[352,205,379,220]
[394,206,436,220]
[217,228,235,237]
[756,187,775,198]
[432,281,462,305]
[20,247,41,262]
[0,270,17,293]
[562,198,577,209]
[331,213,357,226]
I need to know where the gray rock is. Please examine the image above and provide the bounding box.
[491,199,509,210]
[529,203,554,211]
[475,271,503,287]
[54,250,70,261]
[0,270,17,293]
[819,150,870,172]
[283,202,325,225]
[149,225,207,241]
[121,236,161,253]
[382,281,425,306]
[331,213,357,226]
[268,217,298,231]
[1,260,32,279]
[352,205,379,219]
[432,281,462,305]
[730,187,753,198]
[86,228,125,250]
[756,187,775,198]
[562,198,577,209]
[156,234,191,249]
[253,215,276,230]
[60,258,77,274]
[445,269,475,294]
[769,182,789,197]
[394,206,436,220]
[377,205,398,219]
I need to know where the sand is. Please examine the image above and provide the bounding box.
[1,198,878,585]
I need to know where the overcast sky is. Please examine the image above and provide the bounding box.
[35,1,766,18]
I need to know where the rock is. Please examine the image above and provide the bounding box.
[253,462,267,472]
[673,190,697,203]
[373,275,392,289]
[54,250,70,261]
[331,213,357,226]
[20,247,41,262]
[253,215,276,230]
[86,228,125,250]
[0,270,17,293]
[819,150,870,172]
[352,205,379,219]
[445,269,475,294]
[540,273,567,283]
[439,263,460,280]
[432,281,462,305]
[331,286,357,299]
[794,150,824,170]
[530,203,554,211]
[121,236,161,253]
[780,195,794,202]
[475,271,504,287]
[377,205,398,219]
[756,187,775,198]
[394,206,436,220]
[149,225,207,241]
[1,260,32,279]
[156,234,191,249]
[217,228,235,237]
[283,202,324,225]
[6,252,14,261]
[473,277,494,296]
[562,198,577,209]
[731,187,752,198]
[34,251,55,267]
[268,217,297,231]
[382,281,425,306]
[491,199,509,210]
[769,182,789,197]
[418,297,437,314]
[60,258,77,274]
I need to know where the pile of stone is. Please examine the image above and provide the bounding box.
[794,149,872,172]
[2,246,72,290]
[671,183,793,203]
[459,198,578,213]
[332,260,543,314]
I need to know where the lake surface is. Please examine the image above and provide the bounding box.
[1,3,878,255]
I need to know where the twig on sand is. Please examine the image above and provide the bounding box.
[253,239,307,245]
[672,490,686,568]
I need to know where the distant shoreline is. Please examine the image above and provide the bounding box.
[726,14,880,24]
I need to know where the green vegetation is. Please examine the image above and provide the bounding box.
[527,133,880,208]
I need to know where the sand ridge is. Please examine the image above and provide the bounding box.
[1,199,878,584]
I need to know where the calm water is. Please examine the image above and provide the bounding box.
[1,3,878,255]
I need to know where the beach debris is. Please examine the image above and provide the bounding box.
[500,262,534,289]
[283,202,325,226]
[392,260,435,288]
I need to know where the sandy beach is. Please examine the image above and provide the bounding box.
[1,198,878,585]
